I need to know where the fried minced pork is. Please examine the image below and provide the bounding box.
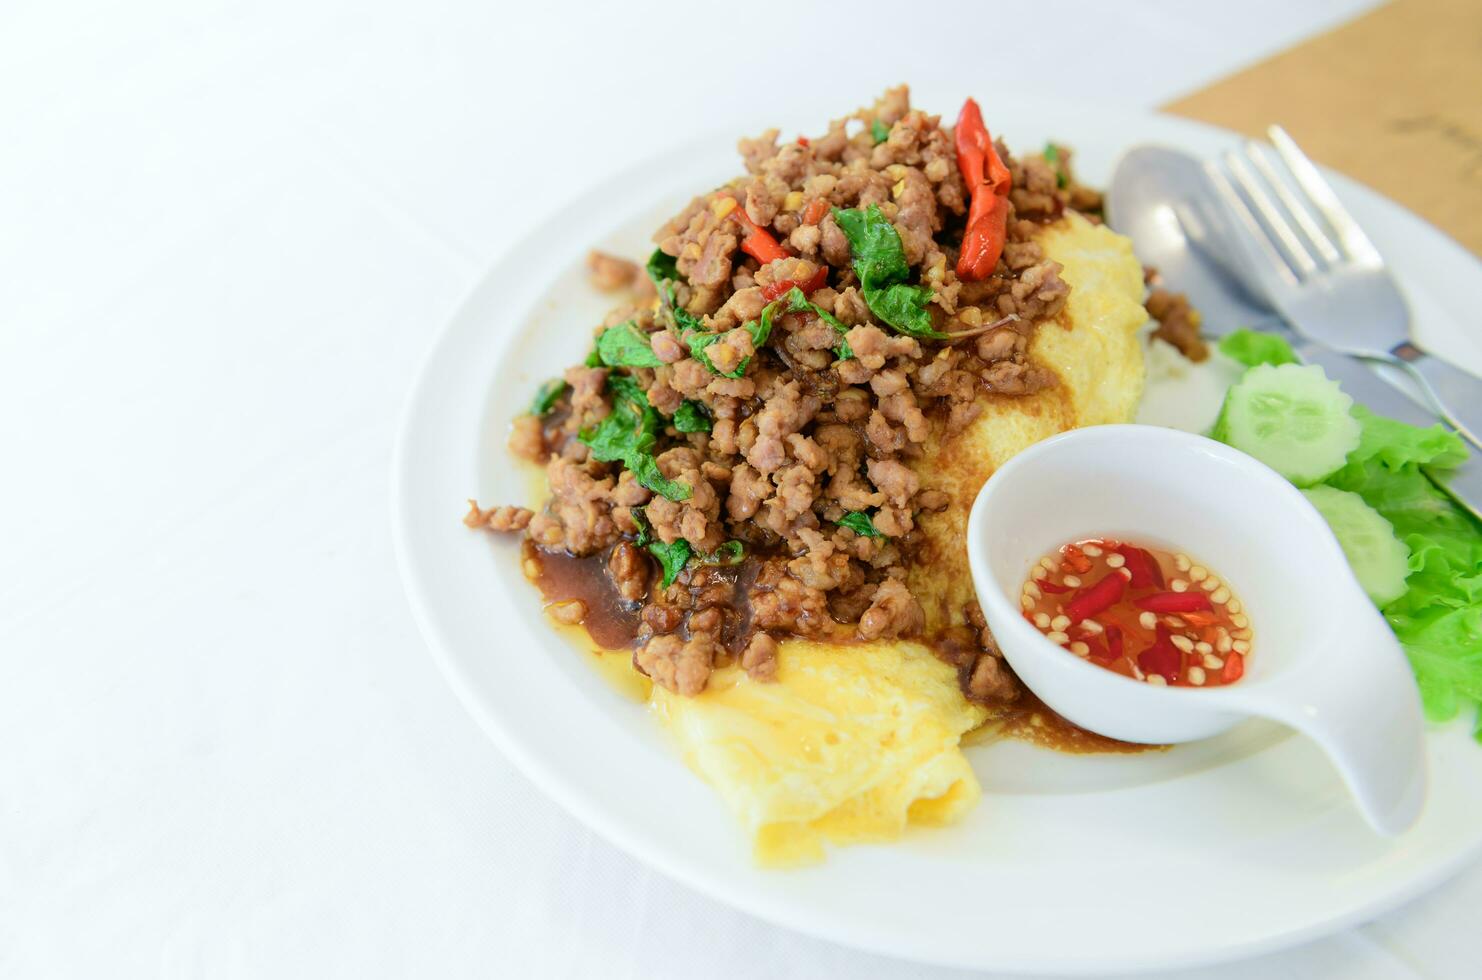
[474,86,1112,696]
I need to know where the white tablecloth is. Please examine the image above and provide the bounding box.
[5,1,1478,976]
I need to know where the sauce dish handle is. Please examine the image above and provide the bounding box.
[1221,609,1427,835]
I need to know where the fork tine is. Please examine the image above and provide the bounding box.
[1244,141,1342,265]
[1267,126,1382,263]
[1222,148,1318,278]
[1204,160,1301,287]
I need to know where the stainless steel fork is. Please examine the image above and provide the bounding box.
[1207,126,1482,450]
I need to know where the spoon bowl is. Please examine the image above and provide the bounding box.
[967,424,1426,835]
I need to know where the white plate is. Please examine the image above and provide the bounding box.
[393,89,1482,974]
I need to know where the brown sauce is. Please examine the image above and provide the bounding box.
[521,541,1153,755]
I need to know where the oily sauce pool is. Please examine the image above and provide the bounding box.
[1020,538,1252,687]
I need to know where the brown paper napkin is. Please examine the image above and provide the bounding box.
[1164,0,1482,257]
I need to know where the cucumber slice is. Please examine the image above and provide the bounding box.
[1302,485,1412,606]
[1214,363,1361,485]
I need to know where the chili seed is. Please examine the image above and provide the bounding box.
[1171,634,1194,653]
[1211,586,1231,605]
[1021,594,1034,611]
[1203,653,1224,670]
[1165,616,1186,628]
[1139,611,1157,630]
[1117,567,1133,580]
[1228,598,1243,614]
[1187,666,1207,686]
[1070,641,1090,656]
[1023,581,1042,599]
[1082,544,1103,557]
[1231,613,1249,628]
[1216,631,1233,654]
[1046,631,1069,644]
[1050,614,1071,632]
[1063,575,1082,588]
[1147,674,1168,686]
[1039,556,1057,571]
[1034,613,1051,629]
[1174,553,1192,572]
[1171,579,1189,592]
[1105,553,1126,569]
[1201,576,1221,592]
[1195,641,1213,655]
[1233,628,1252,640]
[1081,619,1104,635]
[1189,565,1208,582]
[1232,639,1250,654]
[1132,665,1146,681]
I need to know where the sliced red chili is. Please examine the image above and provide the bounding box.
[1037,578,1072,594]
[1105,624,1124,660]
[1134,591,1213,614]
[1116,544,1164,589]
[1064,572,1126,623]
[760,265,827,301]
[1137,634,1180,680]
[1222,652,1245,683]
[796,135,810,148]
[801,197,829,226]
[954,97,1013,282]
[728,200,790,265]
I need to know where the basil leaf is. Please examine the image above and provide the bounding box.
[1044,143,1067,189]
[697,540,744,566]
[646,248,681,287]
[529,379,568,416]
[579,377,691,501]
[864,283,943,339]
[631,507,654,547]
[584,347,603,368]
[686,331,741,378]
[832,205,910,289]
[835,510,884,539]
[628,452,691,502]
[596,321,663,368]
[831,204,943,340]
[673,400,712,433]
[648,538,692,588]
[780,286,853,359]
[871,119,890,144]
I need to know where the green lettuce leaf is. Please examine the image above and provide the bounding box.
[1217,328,1300,368]
[1214,330,1482,737]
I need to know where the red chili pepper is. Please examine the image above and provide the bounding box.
[727,200,790,265]
[760,265,828,302]
[1105,624,1124,660]
[1064,572,1126,623]
[797,135,810,148]
[1083,636,1111,662]
[802,197,829,226]
[1134,591,1213,614]
[1061,545,1092,575]
[954,97,1013,281]
[1116,544,1164,589]
[1037,578,1071,594]
[1137,632,1180,680]
[1222,652,1245,684]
